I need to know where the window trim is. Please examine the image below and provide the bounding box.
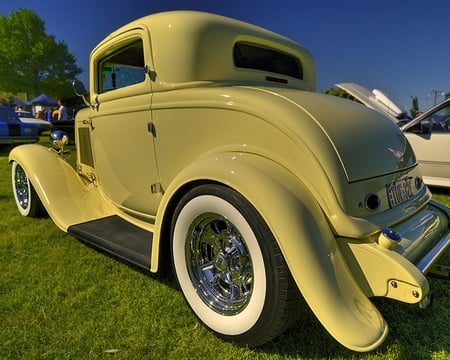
[97,38,146,94]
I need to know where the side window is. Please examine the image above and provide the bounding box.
[233,42,303,80]
[98,39,145,93]
[423,104,450,132]
[0,107,16,120]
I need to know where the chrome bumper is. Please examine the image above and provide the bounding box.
[339,200,450,305]
[392,200,450,274]
[417,233,450,273]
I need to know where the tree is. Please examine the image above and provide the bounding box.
[410,96,419,117]
[0,8,82,98]
[323,86,360,103]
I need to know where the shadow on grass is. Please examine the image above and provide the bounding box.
[0,144,13,157]
[75,237,180,291]
[430,186,450,197]
[257,289,450,359]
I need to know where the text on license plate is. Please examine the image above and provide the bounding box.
[386,177,414,208]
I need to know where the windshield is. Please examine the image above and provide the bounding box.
[16,111,34,118]
[421,102,450,132]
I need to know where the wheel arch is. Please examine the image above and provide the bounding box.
[9,144,115,231]
[152,152,388,352]
[153,178,214,276]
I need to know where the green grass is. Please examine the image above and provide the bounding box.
[1,140,449,359]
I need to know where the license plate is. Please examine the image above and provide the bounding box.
[387,177,414,208]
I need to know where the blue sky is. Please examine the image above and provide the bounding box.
[1,0,449,111]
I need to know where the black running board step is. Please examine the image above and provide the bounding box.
[68,215,153,270]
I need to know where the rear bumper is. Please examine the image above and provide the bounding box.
[339,200,450,305]
[417,233,450,273]
[394,200,450,272]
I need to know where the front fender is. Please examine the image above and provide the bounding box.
[9,144,114,231]
[153,152,387,352]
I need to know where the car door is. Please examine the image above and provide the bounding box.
[88,28,161,217]
[404,101,450,186]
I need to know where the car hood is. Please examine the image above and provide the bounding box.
[276,89,416,182]
[335,82,408,122]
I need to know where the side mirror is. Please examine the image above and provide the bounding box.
[408,120,431,134]
[72,80,91,107]
[420,120,432,134]
[73,79,87,96]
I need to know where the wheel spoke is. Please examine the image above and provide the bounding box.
[186,213,253,315]
[13,164,30,210]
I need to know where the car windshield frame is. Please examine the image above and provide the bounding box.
[16,111,34,119]
[401,98,450,132]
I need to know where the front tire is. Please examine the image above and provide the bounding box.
[171,184,300,347]
[11,161,45,217]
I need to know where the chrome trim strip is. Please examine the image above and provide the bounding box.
[417,233,450,273]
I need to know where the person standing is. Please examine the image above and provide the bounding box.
[57,99,68,121]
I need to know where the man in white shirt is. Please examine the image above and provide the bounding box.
[57,99,68,121]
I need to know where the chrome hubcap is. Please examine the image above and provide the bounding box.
[14,164,29,210]
[186,213,253,315]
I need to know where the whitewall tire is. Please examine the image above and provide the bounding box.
[11,161,45,217]
[171,184,300,347]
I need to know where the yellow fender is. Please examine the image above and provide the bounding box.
[9,144,115,231]
[153,152,388,352]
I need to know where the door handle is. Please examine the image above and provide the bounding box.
[83,119,95,130]
[147,122,156,137]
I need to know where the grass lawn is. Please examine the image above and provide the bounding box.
[1,139,449,359]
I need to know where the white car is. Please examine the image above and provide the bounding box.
[336,83,450,188]
[15,110,51,134]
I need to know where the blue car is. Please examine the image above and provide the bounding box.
[0,105,39,144]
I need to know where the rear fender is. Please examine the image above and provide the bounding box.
[9,144,114,231]
[153,152,388,352]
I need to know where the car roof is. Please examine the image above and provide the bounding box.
[92,11,316,92]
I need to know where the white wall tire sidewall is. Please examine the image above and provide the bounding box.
[173,194,266,336]
[11,161,32,217]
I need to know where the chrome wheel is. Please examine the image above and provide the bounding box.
[171,184,300,347]
[186,213,252,315]
[11,161,44,217]
[12,161,31,215]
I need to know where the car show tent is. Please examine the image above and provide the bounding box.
[27,94,58,106]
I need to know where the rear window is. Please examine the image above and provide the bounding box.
[233,42,302,79]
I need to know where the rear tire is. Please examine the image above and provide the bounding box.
[11,161,45,217]
[171,184,300,347]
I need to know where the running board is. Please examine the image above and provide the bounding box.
[68,215,153,270]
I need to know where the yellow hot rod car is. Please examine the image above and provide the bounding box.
[10,11,450,352]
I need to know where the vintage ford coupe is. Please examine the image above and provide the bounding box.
[10,11,450,352]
